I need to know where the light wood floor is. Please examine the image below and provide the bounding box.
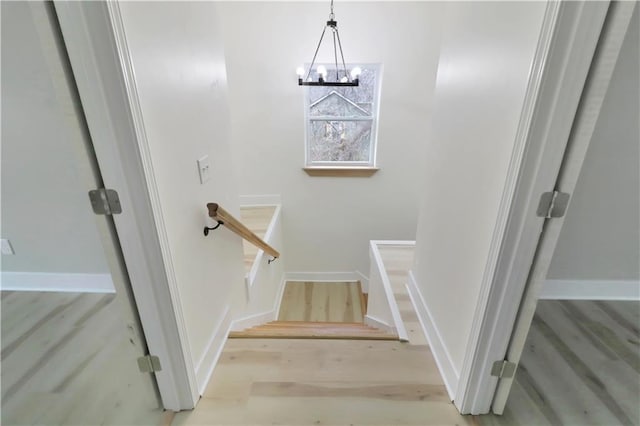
[480,299,640,426]
[172,247,475,425]
[277,281,365,323]
[239,206,276,272]
[1,290,163,425]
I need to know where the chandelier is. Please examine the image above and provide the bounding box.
[296,0,360,87]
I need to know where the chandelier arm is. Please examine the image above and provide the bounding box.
[307,25,328,80]
[332,30,339,81]
[334,29,350,81]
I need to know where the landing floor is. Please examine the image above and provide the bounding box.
[173,245,474,425]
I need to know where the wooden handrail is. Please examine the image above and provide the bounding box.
[206,203,280,259]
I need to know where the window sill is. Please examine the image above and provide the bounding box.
[302,167,379,177]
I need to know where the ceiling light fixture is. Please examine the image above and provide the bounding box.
[296,0,360,87]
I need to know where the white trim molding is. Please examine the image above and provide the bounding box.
[284,271,368,283]
[54,1,199,410]
[355,271,370,293]
[194,307,233,396]
[456,0,621,415]
[364,315,396,335]
[540,279,640,301]
[235,272,288,332]
[369,241,410,341]
[1,272,115,293]
[407,271,459,400]
[231,310,277,332]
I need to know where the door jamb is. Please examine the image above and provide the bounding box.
[454,1,612,414]
[53,1,199,410]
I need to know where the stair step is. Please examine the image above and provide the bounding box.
[259,321,368,327]
[229,320,398,340]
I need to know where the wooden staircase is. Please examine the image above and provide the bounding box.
[229,320,397,340]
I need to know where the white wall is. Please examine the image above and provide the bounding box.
[118,2,245,376]
[1,2,109,277]
[410,1,546,378]
[218,2,443,276]
[547,10,639,282]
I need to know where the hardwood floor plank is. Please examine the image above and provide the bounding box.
[569,301,640,374]
[1,291,162,425]
[250,381,449,402]
[278,281,364,323]
[512,364,562,426]
[1,292,79,344]
[1,293,83,359]
[532,313,635,425]
[594,300,640,338]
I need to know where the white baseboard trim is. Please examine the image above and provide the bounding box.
[540,279,640,300]
[369,241,409,342]
[407,271,459,400]
[273,273,288,318]
[355,270,370,292]
[230,310,276,331]
[364,314,397,335]
[239,194,281,206]
[0,271,115,293]
[284,271,367,283]
[370,240,416,246]
[194,306,232,395]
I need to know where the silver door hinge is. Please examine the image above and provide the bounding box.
[536,190,570,219]
[89,189,122,215]
[137,355,162,373]
[491,360,517,378]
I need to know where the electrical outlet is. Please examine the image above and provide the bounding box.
[1,239,15,255]
[197,156,211,184]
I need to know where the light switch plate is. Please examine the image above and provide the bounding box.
[1,239,15,255]
[197,156,211,184]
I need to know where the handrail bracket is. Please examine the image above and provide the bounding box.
[203,220,224,236]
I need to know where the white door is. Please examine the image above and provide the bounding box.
[491,0,638,413]
[1,2,164,424]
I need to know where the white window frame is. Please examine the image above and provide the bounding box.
[303,63,382,169]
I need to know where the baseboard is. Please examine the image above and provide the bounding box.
[239,194,282,206]
[355,270,370,292]
[407,271,459,400]
[0,271,115,293]
[369,241,409,342]
[540,279,640,300]
[284,271,366,283]
[370,240,416,246]
[194,306,232,395]
[230,310,276,331]
[273,273,288,319]
[364,314,397,335]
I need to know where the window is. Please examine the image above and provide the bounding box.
[304,64,381,172]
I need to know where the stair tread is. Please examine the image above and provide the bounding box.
[263,321,373,327]
[229,320,398,341]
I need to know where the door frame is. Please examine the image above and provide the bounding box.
[489,1,637,413]
[53,1,198,410]
[456,0,637,415]
[455,1,609,413]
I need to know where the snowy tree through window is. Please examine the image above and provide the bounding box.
[305,65,381,167]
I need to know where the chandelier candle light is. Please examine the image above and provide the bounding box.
[296,0,361,87]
